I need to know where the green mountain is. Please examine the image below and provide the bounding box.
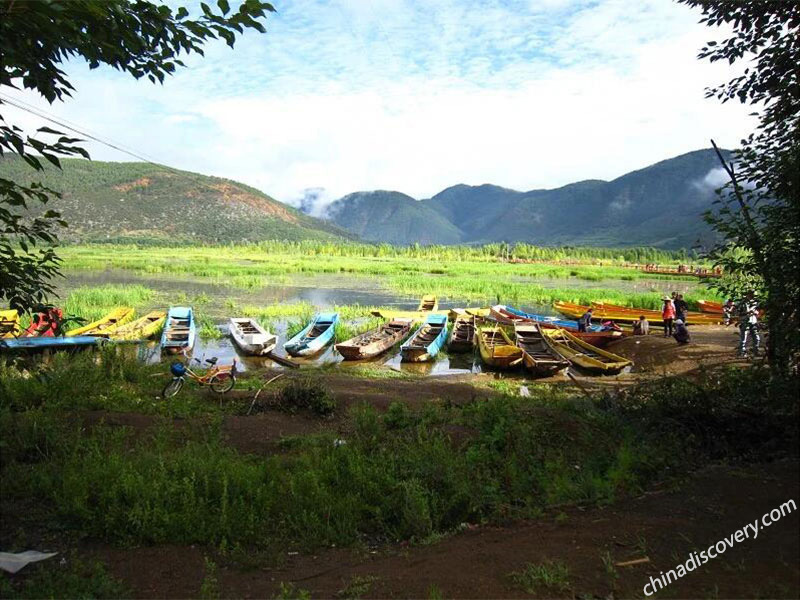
[0,157,349,243]
[326,191,464,244]
[323,149,729,249]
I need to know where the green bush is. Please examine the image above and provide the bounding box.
[278,377,337,416]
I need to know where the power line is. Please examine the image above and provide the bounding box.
[0,91,161,165]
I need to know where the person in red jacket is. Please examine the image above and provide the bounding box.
[661,296,675,337]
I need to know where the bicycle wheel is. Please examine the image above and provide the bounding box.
[209,372,235,394]
[162,377,184,398]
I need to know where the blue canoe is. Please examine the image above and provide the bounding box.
[496,304,604,332]
[400,313,448,362]
[284,312,339,357]
[0,335,103,351]
[161,306,196,353]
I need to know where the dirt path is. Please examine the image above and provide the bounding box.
[93,460,799,598]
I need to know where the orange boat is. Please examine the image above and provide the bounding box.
[697,300,724,314]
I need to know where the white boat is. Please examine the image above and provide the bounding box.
[228,318,277,356]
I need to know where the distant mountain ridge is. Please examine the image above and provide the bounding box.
[315,149,728,249]
[0,157,350,243]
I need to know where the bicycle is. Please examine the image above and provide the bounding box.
[162,356,237,398]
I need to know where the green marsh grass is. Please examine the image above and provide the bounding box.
[58,243,720,311]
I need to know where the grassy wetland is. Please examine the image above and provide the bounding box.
[57,242,719,317]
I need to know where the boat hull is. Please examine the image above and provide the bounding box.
[336,319,412,360]
[542,328,632,374]
[284,313,339,357]
[161,307,196,353]
[477,326,524,370]
[1,335,101,351]
[400,314,447,363]
[515,324,569,376]
[229,318,277,356]
[109,311,166,341]
[67,307,135,336]
[448,316,475,352]
[1,310,21,339]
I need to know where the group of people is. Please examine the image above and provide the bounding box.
[575,292,761,356]
[660,292,691,344]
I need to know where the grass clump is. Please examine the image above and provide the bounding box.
[278,377,337,416]
[509,560,571,593]
[0,557,129,599]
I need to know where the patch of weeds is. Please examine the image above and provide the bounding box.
[601,550,619,589]
[427,584,444,599]
[273,582,312,600]
[0,557,129,599]
[278,377,337,416]
[384,401,416,430]
[554,511,568,524]
[199,556,221,599]
[337,575,379,599]
[508,560,571,594]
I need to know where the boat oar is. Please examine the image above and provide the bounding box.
[266,351,300,369]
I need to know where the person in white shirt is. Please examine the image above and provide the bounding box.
[737,292,760,357]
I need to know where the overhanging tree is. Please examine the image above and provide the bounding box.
[0,0,274,312]
[678,0,800,374]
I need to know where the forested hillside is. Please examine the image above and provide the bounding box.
[319,149,729,249]
[1,157,349,243]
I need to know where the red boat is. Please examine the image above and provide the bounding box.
[23,308,63,337]
[489,305,625,348]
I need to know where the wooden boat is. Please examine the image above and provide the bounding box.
[336,318,412,360]
[448,314,475,352]
[401,314,448,362]
[66,307,135,336]
[23,308,63,337]
[553,301,721,326]
[491,305,624,348]
[449,307,489,320]
[370,309,449,322]
[229,317,277,355]
[477,326,524,370]
[697,300,724,314]
[284,312,339,357]
[417,295,438,312]
[160,307,196,353]
[1,335,102,351]
[514,323,569,376]
[1,309,21,338]
[541,328,632,374]
[110,310,167,341]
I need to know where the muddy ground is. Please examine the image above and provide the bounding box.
[91,460,799,599]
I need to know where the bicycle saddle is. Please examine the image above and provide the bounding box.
[205,357,218,365]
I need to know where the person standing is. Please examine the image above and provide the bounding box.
[674,293,689,324]
[723,299,735,325]
[737,292,760,357]
[578,308,593,332]
[661,296,675,337]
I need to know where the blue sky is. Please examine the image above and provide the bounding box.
[4,0,753,212]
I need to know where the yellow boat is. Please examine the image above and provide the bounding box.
[477,326,524,370]
[108,310,166,341]
[1,309,21,338]
[448,307,490,320]
[370,309,449,322]
[66,307,135,336]
[542,328,632,374]
[417,295,438,312]
[553,301,721,325]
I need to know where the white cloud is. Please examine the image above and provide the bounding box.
[1,0,756,205]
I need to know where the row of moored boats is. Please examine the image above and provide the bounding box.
[11,294,724,374]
